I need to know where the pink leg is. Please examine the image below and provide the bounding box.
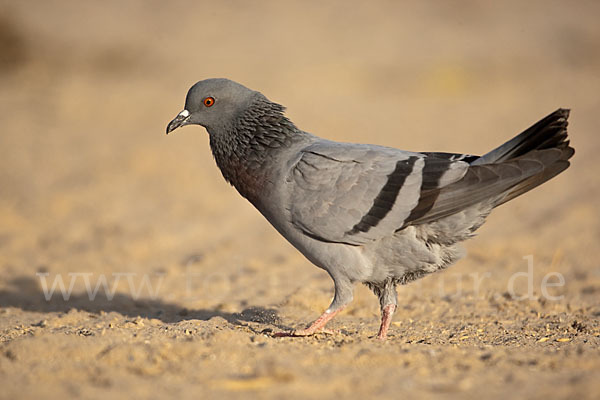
[273,307,344,337]
[376,304,396,340]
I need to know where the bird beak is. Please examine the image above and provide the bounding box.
[166,109,191,135]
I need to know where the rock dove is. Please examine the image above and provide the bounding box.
[167,78,574,340]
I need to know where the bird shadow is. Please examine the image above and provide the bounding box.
[0,276,284,331]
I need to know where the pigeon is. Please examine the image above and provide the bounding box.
[167,78,574,340]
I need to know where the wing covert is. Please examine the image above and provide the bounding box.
[287,142,470,245]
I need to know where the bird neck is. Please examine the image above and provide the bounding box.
[208,98,302,203]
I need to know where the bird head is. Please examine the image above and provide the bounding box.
[166,78,259,135]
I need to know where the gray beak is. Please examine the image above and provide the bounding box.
[166,109,191,135]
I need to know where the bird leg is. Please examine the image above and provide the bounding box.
[273,307,344,337]
[376,303,397,340]
[274,276,352,338]
[367,279,398,340]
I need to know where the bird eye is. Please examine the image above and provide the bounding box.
[203,97,215,107]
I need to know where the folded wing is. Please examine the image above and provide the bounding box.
[288,142,469,245]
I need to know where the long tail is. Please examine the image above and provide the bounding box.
[405,109,575,226]
[473,109,572,165]
[473,108,574,206]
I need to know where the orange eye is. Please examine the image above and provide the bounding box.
[203,97,215,107]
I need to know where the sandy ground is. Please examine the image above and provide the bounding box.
[1,1,600,399]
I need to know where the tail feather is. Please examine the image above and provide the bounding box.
[406,109,575,226]
[496,149,573,206]
[473,108,574,206]
[472,108,571,165]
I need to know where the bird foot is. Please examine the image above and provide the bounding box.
[272,307,344,338]
[376,304,397,340]
[273,327,337,337]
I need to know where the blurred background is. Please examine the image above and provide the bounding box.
[0,1,599,399]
